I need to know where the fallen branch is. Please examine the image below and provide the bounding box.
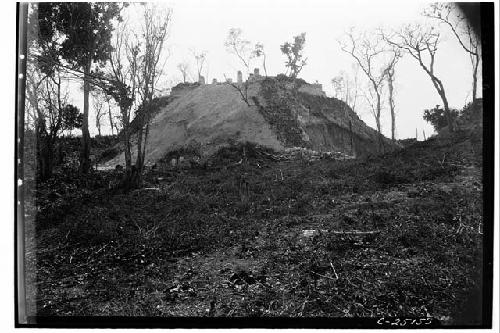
[312,271,336,280]
[226,159,243,169]
[142,187,161,191]
[329,261,339,279]
[95,243,109,255]
[330,230,380,235]
[440,153,447,167]
[299,295,309,316]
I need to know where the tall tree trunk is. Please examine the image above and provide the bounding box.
[437,84,453,132]
[80,58,92,174]
[124,134,131,170]
[121,107,132,171]
[349,120,355,157]
[387,73,396,141]
[38,136,54,181]
[443,99,453,131]
[136,127,143,171]
[96,117,101,136]
[142,122,150,166]
[424,69,454,132]
[262,55,268,77]
[108,103,114,135]
[375,89,383,153]
[120,113,136,191]
[472,54,479,101]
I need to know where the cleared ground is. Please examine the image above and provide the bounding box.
[25,125,485,325]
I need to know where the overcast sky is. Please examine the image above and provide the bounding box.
[82,0,481,139]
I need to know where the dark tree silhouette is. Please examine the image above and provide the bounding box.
[26,65,82,180]
[423,105,459,132]
[383,24,455,131]
[424,3,481,101]
[37,2,122,174]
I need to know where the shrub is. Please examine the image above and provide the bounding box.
[423,106,459,131]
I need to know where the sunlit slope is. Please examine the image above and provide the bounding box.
[104,79,396,167]
[105,83,283,166]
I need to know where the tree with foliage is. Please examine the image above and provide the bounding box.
[26,6,84,180]
[37,2,122,174]
[423,105,459,132]
[424,3,480,101]
[280,33,307,79]
[383,24,455,131]
[26,63,82,180]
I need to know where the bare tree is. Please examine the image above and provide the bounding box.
[361,81,385,137]
[424,3,480,101]
[104,94,118,135]
[134,4,172,183]
[25,57,49,131]
[191,49,207,81]
[224,28,262,107]
[223,74,255,107]
[253,43,268,76]
[331,64,361,113]
[225,28,254,73]
[26,63,82,179]
[106,4,172,188]
[91,91,107,136]
[383,24,455,131]
[331,75,345,99]
[106,19,141,184]
[177,62,191,83]
[382,50,401,141]
[340,30,386,138]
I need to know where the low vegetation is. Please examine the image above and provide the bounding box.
[27,124,483,324]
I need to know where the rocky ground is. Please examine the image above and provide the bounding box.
[25,127,485,326]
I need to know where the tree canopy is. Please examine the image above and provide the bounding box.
[280,33,308,79]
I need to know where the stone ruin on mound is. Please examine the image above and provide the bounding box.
[203,68,324,97]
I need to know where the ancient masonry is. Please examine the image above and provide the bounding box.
[202,69,324,96]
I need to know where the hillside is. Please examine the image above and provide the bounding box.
[27,99,485,324]
[104,77,396,167]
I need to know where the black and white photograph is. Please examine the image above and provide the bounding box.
[12,0,496,329]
